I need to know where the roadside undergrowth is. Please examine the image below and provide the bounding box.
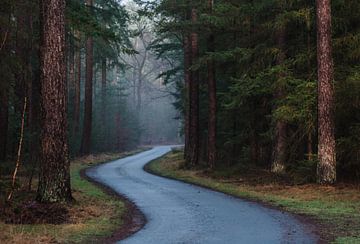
[0,149,146,244]
[145,150,360,244]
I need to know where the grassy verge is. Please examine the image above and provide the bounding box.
[145,150,360,243]
[0,148,147,244]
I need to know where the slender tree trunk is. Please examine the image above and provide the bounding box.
[0,10,10,160]
[0,88,9,160]
[189,8,199,166]
[316,0,336,184]
[308,132,313,160]
[13,5,28,159]
[207,0,217,169]
[183,35,191,161]
[136,51,147,113]
[93,68,97,99]
[271,27,287,174]
[37,0,72,203]
[306,16,314,161]
[250,129,258,165]
[8,97,27,201]
[101,58,107,149]
[28,61,41,191]
[73,38,81,135]
[136,78,142,113]
[115,113,121,151]
[69,32,75,105]
[80,0,93,155]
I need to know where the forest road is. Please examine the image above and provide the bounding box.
[86,146,318,244]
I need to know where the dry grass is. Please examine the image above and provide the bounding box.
[0,149,147,244]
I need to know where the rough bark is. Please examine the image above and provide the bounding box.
[316,0,336,184]
[207,0,217,169]
[37,0,72,203]
[80,0,94,155]
[188,8,199,166]
[271,27,287,174]
[183,35,191,161]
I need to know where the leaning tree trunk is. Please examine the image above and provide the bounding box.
[37,0,72,203]
[207,0,217,169]
[316,0,336,184]
[80,0,94,155]
[271,27,287,174]
[189,8,199,166]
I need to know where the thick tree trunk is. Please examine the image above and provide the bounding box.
[80,0,93,155]
[183,35,191,161]
[207,0,217,169]
[271,27,287,174]
[37,0,72,203]
[188,8,199,166]
[316,0,336,184]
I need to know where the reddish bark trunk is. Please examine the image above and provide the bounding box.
[316,0,336,184]
[80,0,94,155]
[189,8,199,166]
[207,0,217,169]
[271,27,287,174]
[37,0,72,203]
[183,35,191,161]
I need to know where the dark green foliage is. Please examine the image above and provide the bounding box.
[143,0,360,181]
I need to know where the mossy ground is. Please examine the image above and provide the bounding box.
[146,150,360,243]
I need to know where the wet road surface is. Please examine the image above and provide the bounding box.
[86,146,318,244]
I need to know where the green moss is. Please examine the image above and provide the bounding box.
[335,237,360,244]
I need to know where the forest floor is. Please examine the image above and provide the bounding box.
[0,149,146,244]
[145,150,360,244]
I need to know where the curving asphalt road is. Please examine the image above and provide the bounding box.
[86,146,318,244]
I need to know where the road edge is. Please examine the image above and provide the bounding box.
[143,152,327,243]
[79,149,150,244]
